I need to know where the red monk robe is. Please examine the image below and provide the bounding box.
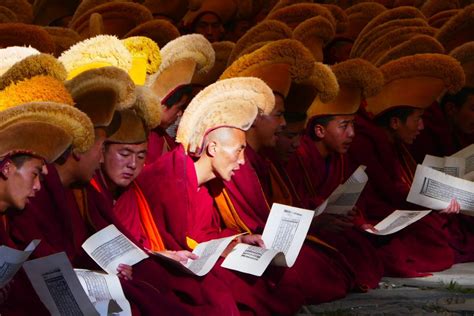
[347,108,455,277]
[285,135,384,289]
[0,216,49,316]
[145,127,177,165]
[6,164,189,316]
[410,102,474,163]
[137,145,307,316]
[212,144,357,304]
[88,171,240,316]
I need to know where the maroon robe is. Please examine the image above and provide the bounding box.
[145,127,177,165]
[6,164,189,316]
[89,171,240,316]
[347,108,455,277]
[285,135,384,289]
[212,144,356,304]
[137,145,308,315]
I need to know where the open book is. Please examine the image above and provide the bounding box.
[0,239,40,288]
[365,210,431,235]
[82,225,149,275]
[23,252,131,316]
[221,203,314,276]
[422,144,474,181]
[407,164,474,214]
[451,144,474,180]
[314,165,368,216]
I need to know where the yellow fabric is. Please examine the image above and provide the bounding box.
[211,183,251,234]
[128,56,147,85]
[186,236,199,250]
[306,234,338,252]
[67,61,112,80]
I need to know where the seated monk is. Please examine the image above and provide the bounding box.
[285,59,385,289]
[137,77,311,316]
[144,34,214,164]
[410,42,474,162]
[90,86,240,315]
[211,39,357,304]
[348,53,467,277]
[6,66,189,315]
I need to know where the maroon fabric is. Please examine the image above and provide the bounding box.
[215,144,357,303]
[284,135,384,288]
[347,109,455,277]
[145,127,177,165]
[137,145,310,315]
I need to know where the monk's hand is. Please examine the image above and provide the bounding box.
[166,250,198,264]
[239,234,265,248]
[0,281,12,304]
[440,198,461,214]
[314,214,353,233]
[360,223,378,233]
[117,264,133,281]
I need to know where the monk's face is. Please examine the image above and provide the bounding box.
[102,142,147,188]
[194,13,224,43]
[75,128,107,183]
[391,108,424,144]
[253,94,286,148]
[317,115,355,154]
[161,93,189,130]
[447,94,474,135]
[209,128,246,181]
[275,121,305,162]
[1,157,45,210]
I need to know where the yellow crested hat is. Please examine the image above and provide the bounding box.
[193,41,235,87]
[341,2,387,41]
[124,19,180,48]
[32,0,79,26]
[44,27,81,57]
[122,36,161,85]
[420,0,460,18]
[293,16,335,62]
[182,0,238,27]
[0,23,55,54]
[436,4,474,52]
[142,0,188,23]
[450,42,474,88]
[266,3,336,30]
[0,0,33,23]
[428,9,459,28]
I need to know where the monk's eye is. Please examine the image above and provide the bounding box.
[138,153,146,160]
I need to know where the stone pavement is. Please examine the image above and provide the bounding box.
[299,263,474,315]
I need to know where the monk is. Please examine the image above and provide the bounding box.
[348,54,466,277]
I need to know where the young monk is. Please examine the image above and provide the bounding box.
[138,77,309,316]
[285,59,385,289]
[348,53,466,277]
[214,39,357,303]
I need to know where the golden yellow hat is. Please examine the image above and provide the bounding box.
[0,23,55,54]
[323,4,348,34]
[193,41,235,87]
[269,0,311,14]
[0,6,18,23]
[142,0,188,23]
[44,27,81,57]
[420,0,460,18]
[182,0,238,27]
[122,36,161,85]
[0,46,40,76]
[124,19,180,48]
[293,16,335,62]
[366,54,465,116]
[221,39,315,103]
[341,2,387,41]
[450,42,474,88]
[0,0,33,23]
[307,58,383,120]
[227,19,292,65]
[176,77,271,156]
[32,0,79,26]
[436,4,474,52]
[70,2,153,38]
[428,9,459,28]
[266,3,336,30]
[107,86,161,144]
[146,34,215,101]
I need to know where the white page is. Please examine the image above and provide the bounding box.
[75,269,131,316]
[82,225,149,275]
[366,210,431,235]
[0,239,40,287]
[149,234,243,276]
[422,155,465,178]
[23,252,99,316]
[407,165,474,214]
[221,243,282,277]
[452,144,474,175]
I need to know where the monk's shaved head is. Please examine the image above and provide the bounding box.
[206,127,243,146]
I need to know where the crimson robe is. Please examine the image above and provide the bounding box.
[211,144,356,304]
[285,135,384,289]
[145,127,177,165]
[6,164,189,316]
[347,108,455,277]
[137,145,310,315]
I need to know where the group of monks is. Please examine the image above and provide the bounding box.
[0,0,473,315]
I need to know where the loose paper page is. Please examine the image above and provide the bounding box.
[365,210,431,235]
[315,166,368,216]
[75,269,131,316]
[407,165,474,214]
[422,155,465,178]
[0,239,40,287]
[451,144,474,179]
[82,225,149,275]
[23,252,99,316]
[221,203,314,276]
[149,234,243,276]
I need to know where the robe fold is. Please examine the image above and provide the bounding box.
[6,164,190,316]
[210,144,357,304]
[137,145,309,315]
[145,127,177,165]
[285,135,384,289]
[347,109,455,277]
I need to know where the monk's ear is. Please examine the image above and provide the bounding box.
[1,160,14,180]
[314,124,326,139]
[206,140,218,157]
[389,117,401,130]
